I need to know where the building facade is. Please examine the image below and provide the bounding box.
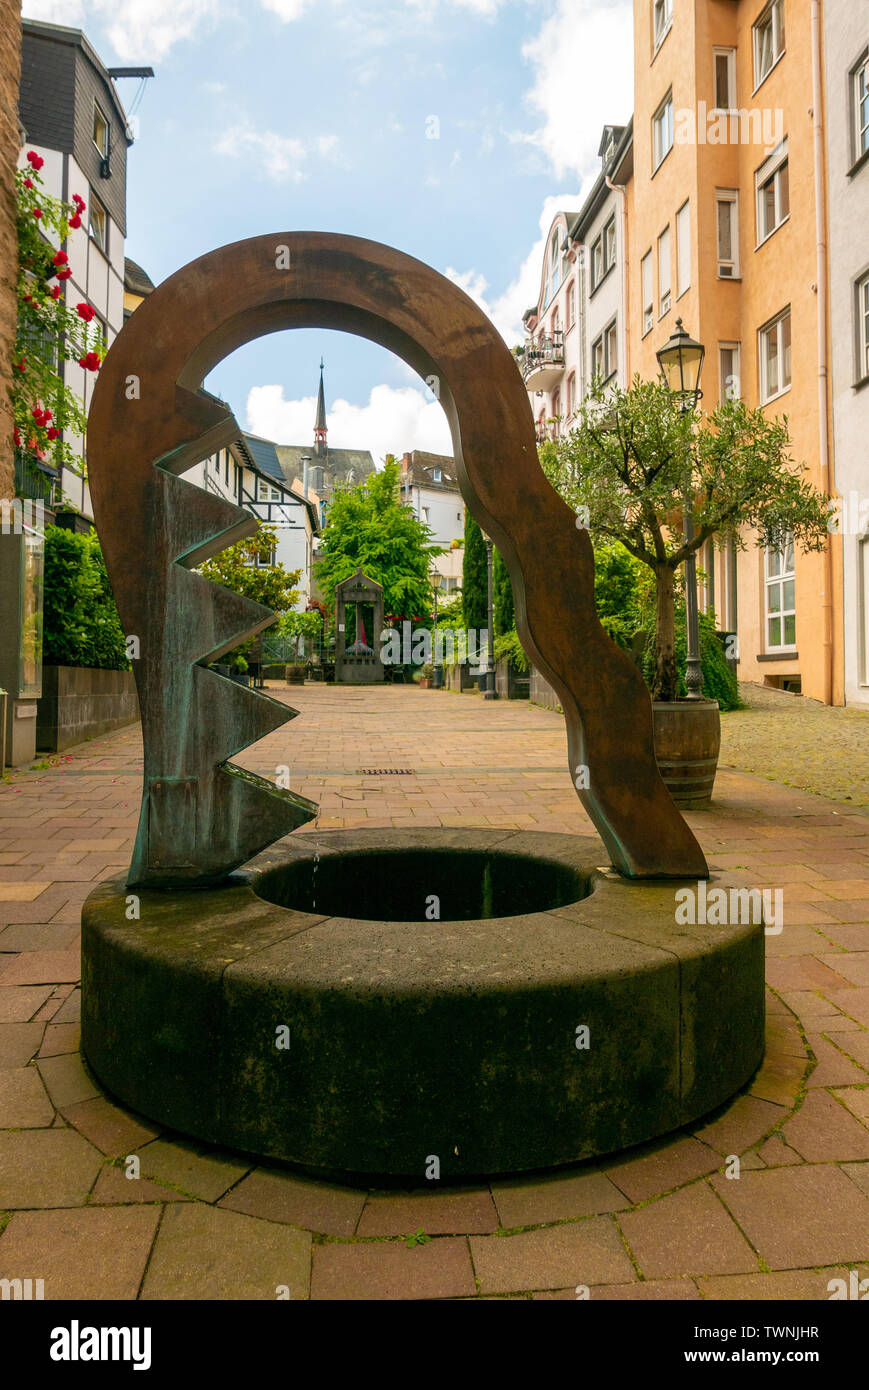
[823,0,869,709]
[17,19,134,523]
[399,450,464,592]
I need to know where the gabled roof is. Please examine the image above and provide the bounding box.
[22,18,134,143]
[124,258,154,297]
[241,432,286,483]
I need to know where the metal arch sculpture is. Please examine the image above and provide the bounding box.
[86,232,708,887]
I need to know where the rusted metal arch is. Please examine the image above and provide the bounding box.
[87,232,707,886]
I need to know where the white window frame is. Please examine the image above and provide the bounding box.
[653,0,673,54]
[432,468,442,482]
[716,190,739,279]
[591,318,618,384]
[764,534,796,652]
[92,101,109,158]
[657,225,671,318]
[641,250,654,336]
[89,192,108,252]
[753,0,785,91]
[718,342,742,402]
[755,140,789,246]
[604,216,616,273]
[759,307,792,404]
[857,272,869,383]
[566,280,575,331]
[853,51,869,163]
[566,370,577,417]
[652,90,674,171]
[713,47,736,111]
[676,200,691,298]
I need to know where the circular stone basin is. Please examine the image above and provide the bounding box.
[254,847,590,921]
[81,829,765,1182]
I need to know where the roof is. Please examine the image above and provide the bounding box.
[22,18,134,143]
[241,432,286,484]
[124,258,154,297]
[276,445,376,484]
[400,451,460,493]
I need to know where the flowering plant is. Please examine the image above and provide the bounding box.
[14,151,106,483]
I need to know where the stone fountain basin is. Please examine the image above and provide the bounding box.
[81,829,764,1182]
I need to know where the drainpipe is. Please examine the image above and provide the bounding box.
[605,173,629,386]
[575,242,587,403]
[811,0,833,706]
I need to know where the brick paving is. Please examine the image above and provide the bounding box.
[0,682,868,1300]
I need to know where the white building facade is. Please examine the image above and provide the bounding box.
[399,451,464,592]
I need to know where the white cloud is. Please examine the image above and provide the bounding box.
[260,0,308,19]
[25,0,218,62]
[521,0,633,183]
[246,383,451,464]
[445,191,583,345]
[214,122,339,182]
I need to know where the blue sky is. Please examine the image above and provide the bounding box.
[28,0,633,460]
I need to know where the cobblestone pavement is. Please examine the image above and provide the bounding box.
[1,684,869,1300]
[720,683,869,809]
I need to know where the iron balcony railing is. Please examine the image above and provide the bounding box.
[520,330,565,382]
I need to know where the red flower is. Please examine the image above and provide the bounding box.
[32,408,45,425]
[68,214,81,229]
[57,267,72,281]
[50,285,61,300]
[32,207,42,219]
[47,426,60,440]
[79,351,101,372]
[14,357,26,372]
[23,293,32,303]
[73,195,86,212]
[23,178,33,189]
[13,427,20,447]
[76,302,95,322]
[52,250,68,267]
[26,151,44,170]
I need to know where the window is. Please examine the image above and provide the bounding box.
[641,250,653,335]
[566,281,575,330]
[551,307,560,338]
[432,467,442,482]
[257,476,282,502]
[713,48,736,110]
[89,193,108,252]
[716,191,739,278]
[653,0,672,52]
[756,141,789,243]
[765,534,795,650]
[590,217,616,291]
[605,217,616,270]
[658,225,671,317]
[551,388,561,436]
[719,343,742,402]
[545,226,563,307]
[759,307,792,403]
[566,371,577,417]
[92,101,109,157]
[676,201,691,297]
[854,52,869,161]
[591,319,618,382]
[754,0,785,89]
[653,90,674,169]
[857,273,869,381]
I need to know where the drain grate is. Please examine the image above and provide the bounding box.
[356,768,416,775]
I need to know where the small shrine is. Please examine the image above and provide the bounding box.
[335,568,384,683]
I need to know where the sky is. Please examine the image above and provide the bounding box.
[27,0,634,462]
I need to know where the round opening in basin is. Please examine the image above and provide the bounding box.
[253,848,591,922]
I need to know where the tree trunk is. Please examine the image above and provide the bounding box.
[651,564,677,702]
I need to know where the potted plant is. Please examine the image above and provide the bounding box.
[542,377,831,806]
[418,662,434,689]
[493,629,530,699]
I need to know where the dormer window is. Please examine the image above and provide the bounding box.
[432,468,442,482]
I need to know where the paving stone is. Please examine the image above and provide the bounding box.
[0,1129,103,1208]
[710,1165,869,1269]
[748,1052,809,1106]
[36,1052,100,1108]
[764,1013,808,1058]
[765,955,852,993]
[0,1205,159,1300]
[470,1217,633,1294]
[90,1162,193,1204]
[131,1137,250,1201]
[312,1235,474,1300]
[693,1096,785,1156]
[356,1186,498,1237]
[535,1279,701,1300]
[219,1167,366,1237]
[805,1033,869,1087]
[61,1095,161,1157]
[841,1162,869,1200]
[831,1088,869,1126]
[618,1182,759,1280]
[0,986,53,1021]
[0,1021,44,1067]
[0,950,80,986]
[757,1132,804,1167]
[605,1137,722,1203]
[490,1168,629,1228]
[783,1089,869,1162]
[817,953,869,987]
[699,1267,860,1300]
[141,1203,311,1300]
[50,988,80,1024]
[0,924,80,952]
[0,1065,55,1127]
[824,988,869,1026]
[0,882,51,901]
[38,1022,80,1057]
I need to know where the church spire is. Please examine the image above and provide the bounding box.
[314,357,327,457]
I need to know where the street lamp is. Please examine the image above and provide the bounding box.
[430,569,443,689]
[656,319,706,701]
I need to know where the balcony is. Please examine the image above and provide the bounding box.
[520,331,565,392]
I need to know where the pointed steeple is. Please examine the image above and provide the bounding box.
[314,357,327,457]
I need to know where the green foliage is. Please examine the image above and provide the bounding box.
[42,525,128,670]
[494,628,530,674]
[640,609,741,711]
[493,548,514,637]
[199,525,301,670]
[462,513,488,631]
[315,457,440,619]
[435,592,463,624]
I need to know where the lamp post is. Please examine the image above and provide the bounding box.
[482,532,497,699]
[656,318,706,701]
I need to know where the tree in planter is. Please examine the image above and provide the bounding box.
[198,525,301,672]
[315,457,440,620]
[493,548,514,637]
[462,512,487,631]
[274,609,323,664]
[541,378,831,701]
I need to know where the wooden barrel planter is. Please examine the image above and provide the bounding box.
[652,699,721,810]
[284,665,306,684]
